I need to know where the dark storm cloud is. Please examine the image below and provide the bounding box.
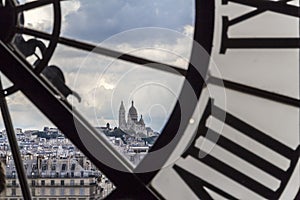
[63,0,194,42]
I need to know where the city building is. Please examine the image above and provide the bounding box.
[0,128,114,200]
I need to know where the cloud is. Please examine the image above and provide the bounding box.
[63,0,194,42]
[182,24,194,38]
[20,0,80,32]
[0,92,53,130]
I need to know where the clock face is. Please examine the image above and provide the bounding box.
[0,0,299,199]
[150,0,300,199]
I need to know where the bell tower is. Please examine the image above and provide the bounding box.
[119,101,127,130]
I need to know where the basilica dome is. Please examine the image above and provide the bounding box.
[129,101,138,121]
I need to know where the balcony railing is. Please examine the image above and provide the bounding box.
[6,182,97,187]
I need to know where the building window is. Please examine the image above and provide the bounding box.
[42,164,47,171]
[51,164,56,171]
[61,164,66,171]
[70,188,75,195]
[12,180,16,186]
[70,179,75,186]
[11,188,16,196]
[80,180,84,186]
[41,188,45,195]
[32,164,37,170]
[51,180,55,186]
[32,188,36,196]
[11,171,16,178]
[60,188,65,196]
[71,163,76,171]
[41,180,45,186]
[79,188,85,195]
[32,180,36,186]
[61,180,64,186]
[50,188,56,195]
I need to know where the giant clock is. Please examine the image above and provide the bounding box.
[0,0,299,199]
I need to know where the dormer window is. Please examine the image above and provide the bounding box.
[32,164,37,170]
[42,164,47,171]
[61,163,66,171]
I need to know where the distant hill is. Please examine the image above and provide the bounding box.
[103,128,127,138]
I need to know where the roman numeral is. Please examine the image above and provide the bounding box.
[223,0,299,17]
[220,0,300,53]
[173,165,238,200]
[174,99,300,199]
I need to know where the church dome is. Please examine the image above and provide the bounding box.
[129,101,138,121]
[139,115,145,125]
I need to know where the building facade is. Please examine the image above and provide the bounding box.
[1,155,104,200]
[0,127,114,200]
